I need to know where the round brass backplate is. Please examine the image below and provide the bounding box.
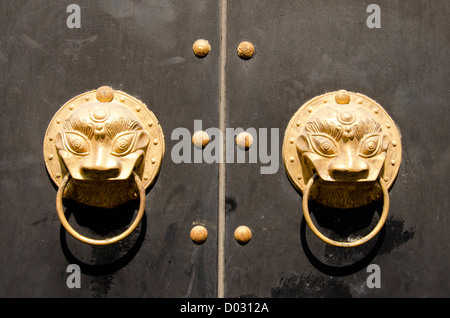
[43,87,165,192]
[282,90,402,208]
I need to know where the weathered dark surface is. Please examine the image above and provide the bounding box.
[0,0,219,297]
[225,0,449,297]
[0,0,449,298]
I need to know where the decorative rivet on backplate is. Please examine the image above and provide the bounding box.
[96,86,114,102]
[234,226,252,245]
[193,39,211,58]
[335,90,351,104]
[190,225,208,244]
[48,154,53,160]
[151,158,157,164]
[192,130,210,148]
[237,41,255,60]
[392,141,397,147]
[391,160,396,166]
[236,132,253,150]
[153,139,159,145]
[69,104,75,110]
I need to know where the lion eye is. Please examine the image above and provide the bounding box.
[111,132,137,156]
[63,132,90,155]
[359,134,381,158]
[309,134,338,157]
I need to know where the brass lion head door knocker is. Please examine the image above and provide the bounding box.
[283,90,401,247]
[44,86,164,245]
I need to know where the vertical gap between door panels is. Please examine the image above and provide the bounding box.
[218,0,227,299]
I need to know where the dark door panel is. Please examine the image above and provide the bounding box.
[0,0,448,299]
[224,0,449,297]
[0,0,220,297]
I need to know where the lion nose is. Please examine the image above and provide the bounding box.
[329,148,369,181]
[80,148,121,179]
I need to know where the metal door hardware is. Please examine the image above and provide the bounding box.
[234,225,252,245]
[190,225,208,245]
[44,86,164,245]
[193,39,211,58]
[283,90,401,247]
[237,41,255,59]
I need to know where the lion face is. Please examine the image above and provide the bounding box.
[55,102,150,182]
[296,104,389,184]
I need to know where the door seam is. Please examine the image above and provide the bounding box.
[218,0,227,299]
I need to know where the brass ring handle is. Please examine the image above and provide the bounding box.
[302,174,389,248]
[56,172,146,246]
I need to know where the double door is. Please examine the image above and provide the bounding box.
[0,0,449,298]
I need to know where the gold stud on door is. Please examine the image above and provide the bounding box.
[44,86,164,245]
[283,90,402,247]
